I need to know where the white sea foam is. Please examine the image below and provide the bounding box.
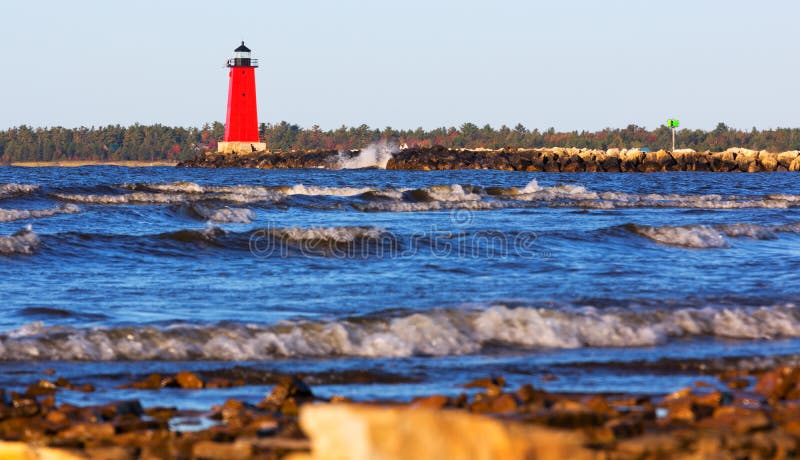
[55,179,800,211]
[0,225,40,255]
[627,222,800,248]
[1,304,797,360]
[281,184,375,197]
[266,226,387,243]
[189,204,255,223]
[335,140,398,169]
[53,191,192,204]
[355,200,504,213]
[0,204,80,223]
[0,183,39,199]
[628,225,729,249]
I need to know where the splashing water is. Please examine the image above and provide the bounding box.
[336,140,399,169]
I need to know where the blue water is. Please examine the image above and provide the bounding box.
[1,166,799,407]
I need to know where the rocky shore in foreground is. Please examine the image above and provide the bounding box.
[2,366,800,459]
[178,146,800,172]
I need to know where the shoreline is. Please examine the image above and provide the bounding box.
[1,365,798,459]
[177,146,800,172]
[7,160,178,167]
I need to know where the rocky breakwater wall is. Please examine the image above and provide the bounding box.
[387,146,800,172]
[178,149,342,169]
[178,147,800,172]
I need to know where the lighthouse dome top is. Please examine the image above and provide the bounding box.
[228,41,258,68]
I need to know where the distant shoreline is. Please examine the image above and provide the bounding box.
[8,160,178,167]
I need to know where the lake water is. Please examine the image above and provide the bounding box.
[1,167,799,408]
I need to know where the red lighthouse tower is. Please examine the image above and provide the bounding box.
[218,42,266,153]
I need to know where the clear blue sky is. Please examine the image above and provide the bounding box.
[1,0,797,131]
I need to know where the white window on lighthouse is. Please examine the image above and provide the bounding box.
[234,50,250,60]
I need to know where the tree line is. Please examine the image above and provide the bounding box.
[2,122,799,163]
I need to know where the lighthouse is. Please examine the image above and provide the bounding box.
[218,42,266,154]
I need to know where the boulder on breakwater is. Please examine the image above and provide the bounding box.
[178,147,800,172]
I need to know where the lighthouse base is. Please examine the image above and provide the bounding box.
[217,142,267,154]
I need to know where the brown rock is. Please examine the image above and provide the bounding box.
[604,416,644,439]
[709,406,771,434]
[205,378,234,389]
[259,375,313,409]
[192,440,253,460]
[754,366,800,400]
[758,151,779,170]
[462,376,505,389]
[175,371,204,390]
[490,393,518,413]
[515,384,546,404]
[126,373,164,390]
[581,396,616,417]
[412,394,449,410]
[661,397,695,424]
[25,380,56,397]
[98,400,143,420]
[58,422,115,441]
[84,445,139,460]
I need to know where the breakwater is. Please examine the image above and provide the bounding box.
[178,146,800,172]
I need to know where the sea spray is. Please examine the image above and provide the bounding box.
[336,140,399,169]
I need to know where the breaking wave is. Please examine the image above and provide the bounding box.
[186,203,255,223]
[0,225,40,255]
[334,140,398,169]
[0,204,80,223]
[625,222,800,248]
[1,304,798,360]
[0,183,39,199]
[48,179,800,212]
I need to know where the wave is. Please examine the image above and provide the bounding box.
[186,203,254,223]
[49,179,800,212]
[0,204,80,223]
[1,303,798,360]
[0,225,40,255]
[334,140,398,169]
[625,222,800,248]
[0,183,39,199]
[57,182,376,205]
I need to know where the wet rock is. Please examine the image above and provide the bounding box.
[98,400,143,420]
[124,373,165,390]
[6,393,40,418]
[258,375,313,410]
[28,379,57,395]
[462,376,506,390]
[754,366,800,401]
[175,371,204,390]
